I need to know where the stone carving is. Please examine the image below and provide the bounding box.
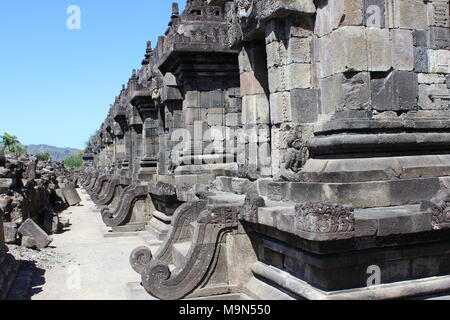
[239,191,266,223]
[130,201,207,274]
[101,185,148,227]
[147,181,176,196]
[89,175,109,197]
[94,177,120,206]
[295,202,355,233]
[421,188,450,230]
[139,205,238,300]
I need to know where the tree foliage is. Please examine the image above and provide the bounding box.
[36,153,51,162]
[0,132,27,156]
[64,151,83,170]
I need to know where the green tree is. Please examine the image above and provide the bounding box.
[64,151,83,170]
[1,133,19,152]
[0,133,27,156]
[36,153,51,162]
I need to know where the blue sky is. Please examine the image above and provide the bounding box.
[0,0,185,150]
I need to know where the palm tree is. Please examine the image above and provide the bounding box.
[0,133,20,153]
[0,133,27,156]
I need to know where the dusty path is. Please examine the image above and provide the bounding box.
[31,189,143,300]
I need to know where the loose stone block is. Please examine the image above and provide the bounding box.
[3,223,17,244]
[391,29,414,71]
[21,236,37,249]
[63,184,82,206]
[18,219,53,249]
[0,179,13,194]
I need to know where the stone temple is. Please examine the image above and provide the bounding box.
[80,0,450,300]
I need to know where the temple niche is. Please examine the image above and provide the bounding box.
[83,0,450,300]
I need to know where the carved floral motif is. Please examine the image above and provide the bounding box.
[295,202,355,233]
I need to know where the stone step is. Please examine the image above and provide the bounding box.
[173,241,191,269]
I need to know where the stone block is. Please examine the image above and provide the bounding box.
[286,63,312,90]
[184,91,198,108]
[428,27,449,49]
[418,73,446,84]
[418,83,450,110]
[392,0,428,29]
[371,71,418,111]
[328,72,371,112]
[63,184,82,206]
[3,223,17,244]
[267,66,284,93]
[206,114,224,126]
[287,37,311,64]
[315,0,364,37]
[289,89,321,123]
[427,0,449,28]
[240,71,267,96]
[18,219,53,249]
[332,26,368,74]
[414,47,429,73]
[266,41,287,68]
[413,30,428,47]
[428,49,450,73]
[225,113,241,127]
[0,178,13,194]
[270,92,292,124]
[367,28,391,71]
[21,236,37,249]
[391,29,414,71]
[242,94,270,125]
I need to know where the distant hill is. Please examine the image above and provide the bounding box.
[27,144,81,161]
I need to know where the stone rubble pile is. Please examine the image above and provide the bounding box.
[0,147,79,248]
